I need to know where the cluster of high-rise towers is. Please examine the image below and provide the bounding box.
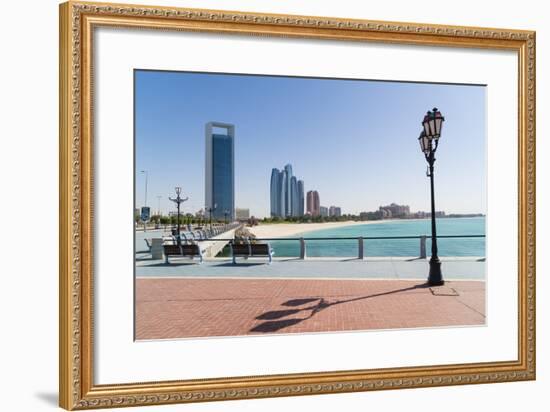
[270,165,305,218]
[270,166,341,218]
[204,121,338,220]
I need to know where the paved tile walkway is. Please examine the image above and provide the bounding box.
[136,278,485,340]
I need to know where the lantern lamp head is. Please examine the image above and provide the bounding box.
[422,107,445,139]
[418,130,431,154]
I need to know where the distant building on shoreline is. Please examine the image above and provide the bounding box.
[358,205,450,221]
[235,208,250,220]
[306,190,320,216]
[329,206,342,217]
[320,206,328,217]
[270,163,304,218]
[205,122,235,220]
[409,210,446,218]
[379,203,410,218]
[427,211,446,218]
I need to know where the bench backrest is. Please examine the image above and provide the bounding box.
[231,243,250,255]
[163,244,200,256]
[250,243,270,255]
[232,242,270,256]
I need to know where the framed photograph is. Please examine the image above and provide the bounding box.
[59,1,536,409]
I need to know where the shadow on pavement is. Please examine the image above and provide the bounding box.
[256,309,302,320]
[250,318,305,332]
[283,298,320,307]
[147,262,198,267]
[215,262,269,267]
[251,283,431,333]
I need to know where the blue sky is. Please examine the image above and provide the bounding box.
[135,70,486,218]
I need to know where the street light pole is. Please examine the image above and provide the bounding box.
[418,108,445,286]
[207,204,217,230]
[157,195,162,216]
[169,187,188,246]
[140,170,148,207]
[140,170,149,232]
[426,147,442,285]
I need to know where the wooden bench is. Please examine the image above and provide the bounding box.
[163,244,204,264]
[230,242,273,264]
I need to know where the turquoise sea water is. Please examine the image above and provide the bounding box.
[269,217,486,257]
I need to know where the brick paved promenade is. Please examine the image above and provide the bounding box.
[136,278,485,339]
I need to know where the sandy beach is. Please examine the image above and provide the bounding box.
[248,220,382,238]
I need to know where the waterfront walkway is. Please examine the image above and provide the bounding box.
[136,278,485,340]
[136,256,485,280]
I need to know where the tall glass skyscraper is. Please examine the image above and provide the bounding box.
[290,176,298,216]
[270,163,304,218]
[297,180,305,216]
[270,168,285,217]
[284,164,293,217]
[205,122,235,220]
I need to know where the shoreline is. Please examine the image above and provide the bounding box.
[247,216,485,239]
[248,220,395,238]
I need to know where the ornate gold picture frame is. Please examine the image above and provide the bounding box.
[59,1,535,409]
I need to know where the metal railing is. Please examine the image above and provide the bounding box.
[185,234,485,259]
[163,222,242,243]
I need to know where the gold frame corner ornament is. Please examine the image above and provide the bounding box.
[59,1,536,410]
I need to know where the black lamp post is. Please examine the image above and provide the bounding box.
[206,203,217,230]
[418,108,445,286]
[168,187,188,246]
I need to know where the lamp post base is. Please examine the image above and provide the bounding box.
[428,258,444,286]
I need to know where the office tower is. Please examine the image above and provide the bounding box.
[280,169,287,217]
[270,168,285,217]
[329,206,342,217]
[307,190,320,216]
[290,176,299,216]
[297,180,305,216]
[284,164,293,217]
[320,206,328,217]
[270,168,280,217]
[205,122,235,220]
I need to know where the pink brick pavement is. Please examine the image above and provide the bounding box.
[135,278,485,340]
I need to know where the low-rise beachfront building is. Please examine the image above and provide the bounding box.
[379,203,410,218]
[235,208,250,220]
